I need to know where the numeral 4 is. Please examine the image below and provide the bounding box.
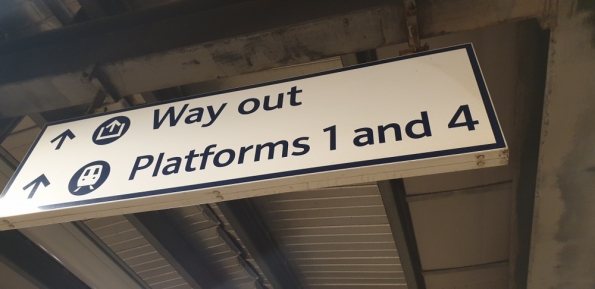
[448,105,479,131]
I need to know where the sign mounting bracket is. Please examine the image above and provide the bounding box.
[400,0,429,55]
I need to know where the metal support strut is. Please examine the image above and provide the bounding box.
[400,0,429,55]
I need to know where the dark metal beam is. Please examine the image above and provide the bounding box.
[0,0,546,86]
[41,0,77,25]
[0,0,402,117]
[218,199,303,289]
[0,230,90,289]
[508,20,548,289]
[0,0,394,85]
[126,211,224,289]
[78,0,131,19]
[0,0,546,118]
[378,180,426,289]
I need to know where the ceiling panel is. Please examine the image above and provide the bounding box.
[404,166,512,196]
[1,126,40,161]
[424,262,508,289]
[409,183,512,271]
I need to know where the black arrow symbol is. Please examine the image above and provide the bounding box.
[50,129,75,150]
[23,174,50,199]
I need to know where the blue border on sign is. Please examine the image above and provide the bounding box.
[1,44,507,210]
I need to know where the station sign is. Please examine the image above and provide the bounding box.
[0,44,507,230]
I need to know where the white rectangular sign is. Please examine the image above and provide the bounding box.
[0,44,507,230]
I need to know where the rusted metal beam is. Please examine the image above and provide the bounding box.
[400,0,428,54]
[0,0,401,86]
[417,0,548,38]
[0,0,546,118]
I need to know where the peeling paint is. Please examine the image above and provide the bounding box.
[529,1,595,288]
[551,9,595,286]
[556,103,595,244]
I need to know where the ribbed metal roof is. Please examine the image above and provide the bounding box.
[251,184,407,288]
[209,203,273,289]
[84,215,194,289]
[162,205,265,289]
[83,205,270,289]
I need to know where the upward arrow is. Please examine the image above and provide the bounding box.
[23,174,50,199]
[105,120,122,132]
[50,129,75,150]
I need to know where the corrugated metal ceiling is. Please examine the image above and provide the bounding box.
[84,216,194,289]
[83,205,271,289]
[162,205,266,289]
[251,185,407,289]
[209,203,273,289]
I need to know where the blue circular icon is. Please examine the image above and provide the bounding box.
[69,161,111,196]
[92,116,131,145]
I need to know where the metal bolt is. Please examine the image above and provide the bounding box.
[476,155,486,167]
[500,149,510,158]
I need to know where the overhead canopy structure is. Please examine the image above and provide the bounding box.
[0,0,594,289]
